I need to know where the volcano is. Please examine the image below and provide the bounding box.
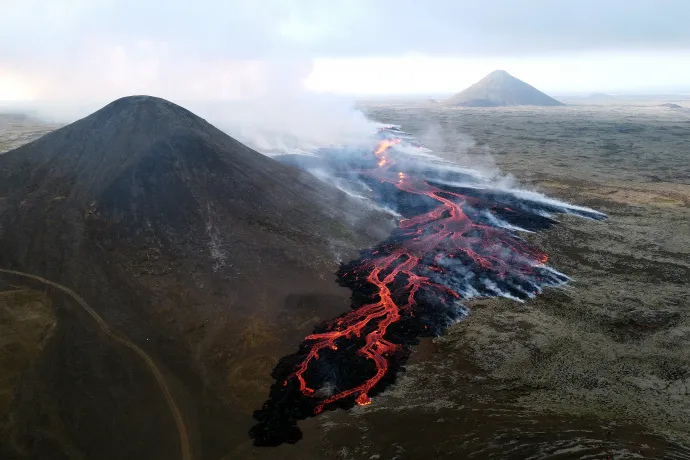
[0,96,391,460]
[444,70,565,107]
[0,96,607,457]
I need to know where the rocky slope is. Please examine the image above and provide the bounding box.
[0,96,392,460]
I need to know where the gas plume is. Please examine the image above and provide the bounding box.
[250,126,606,446]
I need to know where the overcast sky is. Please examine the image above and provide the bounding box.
[1,0,690,101]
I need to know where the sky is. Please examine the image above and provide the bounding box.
[1,0,690,103]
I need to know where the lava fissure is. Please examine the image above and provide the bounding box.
[250,127,606,446]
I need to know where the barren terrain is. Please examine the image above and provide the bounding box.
[329,101,690,458]
[1,101,689,459]
[0,114,61,154]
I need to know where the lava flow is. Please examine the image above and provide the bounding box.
[250,127,606,446]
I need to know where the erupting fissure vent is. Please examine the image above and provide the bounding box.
[250,126,606,446]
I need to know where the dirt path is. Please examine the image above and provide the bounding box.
[0,268,192,460]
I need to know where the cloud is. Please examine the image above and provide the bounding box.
[294,0,690,56]
[1,0,689,99]
[2,0,689,64]
[0,2,272,99]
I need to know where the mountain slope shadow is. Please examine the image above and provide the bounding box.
[0,96,393,460]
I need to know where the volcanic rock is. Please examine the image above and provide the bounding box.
[444,70,565,107]
[0,95,391,459]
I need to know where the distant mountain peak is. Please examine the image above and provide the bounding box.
[444,70,565,107]
[488,69,510,76]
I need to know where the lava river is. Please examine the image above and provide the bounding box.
[250,126,607,446]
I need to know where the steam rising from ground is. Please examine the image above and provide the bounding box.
[250,123,606,446]
[268,121,604,223]
[186,94,380,156]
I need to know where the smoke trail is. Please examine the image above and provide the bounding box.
[250,127,606,446]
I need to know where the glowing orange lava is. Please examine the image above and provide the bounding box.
[374,138,401,156]
[289,137,548,413]
[251,128,606,446]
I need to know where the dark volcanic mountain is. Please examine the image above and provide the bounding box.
[0,96,391,460]
[444,70,565,107]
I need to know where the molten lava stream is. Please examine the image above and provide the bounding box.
[250,132,602,446]
[287,137,548,414]
[293,254,410,412]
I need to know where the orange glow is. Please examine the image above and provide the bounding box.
[356,394,372,406]
[374,138,401,156]
[286,133,553,415]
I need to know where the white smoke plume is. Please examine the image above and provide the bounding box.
[185,93,378,156]
[3,55,382,157]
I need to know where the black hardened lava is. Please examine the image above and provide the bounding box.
[250,128,606,446]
